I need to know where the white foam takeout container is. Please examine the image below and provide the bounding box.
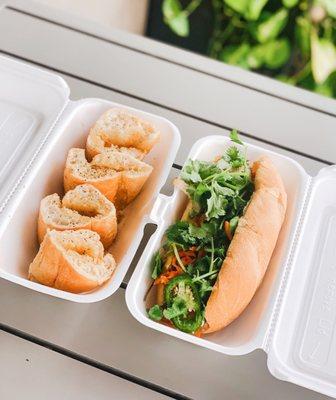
[2,55,336,398]
[0,56,180,303]
[126,135,336,398]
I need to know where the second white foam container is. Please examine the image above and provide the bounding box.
[126,135,336,398]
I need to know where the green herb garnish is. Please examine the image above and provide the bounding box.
[229,129,244,145]
[182,134,252,221]
[151,251,163,279]
[148,305,163,321]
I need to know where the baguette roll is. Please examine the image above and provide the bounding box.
[86,108,160,160]
[38,184,117,248]
[29,230,116,293]
[88,144,144,161]
[64,148,153,208]
[203,156,287,333]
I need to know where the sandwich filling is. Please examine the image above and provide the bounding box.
[148,131,254,334]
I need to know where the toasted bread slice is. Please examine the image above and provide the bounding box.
[88,144,145,161]
[64,148,153,208]
[86,108,159,160]
[29,230,116,294]
[38,184,117,248]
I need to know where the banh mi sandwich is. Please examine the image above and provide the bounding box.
[38,184,117,248]
[147,131,287,335]
[64,148,153,209]
[29,230,116,293]
[86,108,160,160]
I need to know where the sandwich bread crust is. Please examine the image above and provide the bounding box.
[204,156,287,333]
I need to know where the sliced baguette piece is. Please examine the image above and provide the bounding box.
[64,148,153,208]
[29,229,116,294]
[86,108,159,160]
[38,184,117,248]
[88,144,145,161]
[203,156,287,334]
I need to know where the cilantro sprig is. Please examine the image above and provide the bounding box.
[151,251,163,279]
[229,129,244,145]
[181,131,253,221]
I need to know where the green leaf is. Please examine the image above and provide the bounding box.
[314,81,333,97]
[220,43,251,68]
[229,216,239,234]
[196,279,213,299]
[311,30,336,84]
[191,183,209,213]
[248,39,290,69]
[151,251,163,279]
[324,0,336,18]
[206,194,228,219]
[212,181,235,197]
[181,159,220,184]
[162,0,182,20]
[245,0,269,20]
[166,221,198,248]
[163,297,188,320]
[162,0,189,37]
[223,0,250,15]
[247,45,265,68]
[276,74,296,85]
[282,0,299,8]
[148,305,163,321]
[229,129,244,145]
[263,39,291,69]
[295,16,311,58]
[180,147,252,222]
[224,0,268,20]
[252,8,288,43]
[188,224,208,240]
[298,73,316,91]
[318,0,336,18]
[168,13,189,37]
[226,146,245,167]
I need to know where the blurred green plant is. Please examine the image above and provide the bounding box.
[162,0,336,97]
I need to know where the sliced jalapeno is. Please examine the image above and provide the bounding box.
[164,274,203,333]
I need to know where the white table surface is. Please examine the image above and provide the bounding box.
[0,1,335,399]
[0,330,169,400]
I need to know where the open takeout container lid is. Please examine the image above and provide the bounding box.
[0,55,69,213]
[0,55,181,302]
[127,134,336,398]
[267,165,336,397]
